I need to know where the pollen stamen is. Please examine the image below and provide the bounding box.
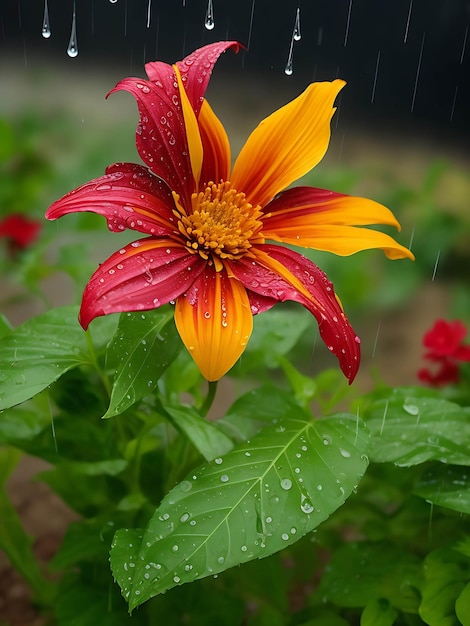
[173,181,264,269]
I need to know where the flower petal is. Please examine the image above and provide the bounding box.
[174,41,241,115]
[79,240,204,329]
[46,163,178,237]
[231,80,345,208]
[227,244,360,382]
[261,186,414,259]
[174,268,252,381]
[108,75,193,204]
[198,99,231,186]
[174,65,204,189]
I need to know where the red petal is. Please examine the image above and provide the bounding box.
[227,244,360,382]
[108,76,193,204]
[0,214,41,248]
[79,240,204,329]
[46,163,177,237]
[174,41,240,115]
[109,42,239,203]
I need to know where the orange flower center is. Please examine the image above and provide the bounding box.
[173,181,264,271]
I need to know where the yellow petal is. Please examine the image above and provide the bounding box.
[174,269,253,381]
[174,65,204,188]
[198,99,231,185]
[230,80,345,208]
[265,224,415,259]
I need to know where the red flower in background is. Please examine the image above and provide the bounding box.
[0,214,41,253]
[46,41,414,382]
[418,319,470,386]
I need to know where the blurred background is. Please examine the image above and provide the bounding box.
[1,0,469,383]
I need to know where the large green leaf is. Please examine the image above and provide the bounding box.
[363,390,470,466]
[414,464,470,515]
[0,306,91,409]
[103,308,181,418]
[361,598,398,626]
[110,413,370,609]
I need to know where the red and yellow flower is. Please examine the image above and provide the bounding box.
[46,41,413,382]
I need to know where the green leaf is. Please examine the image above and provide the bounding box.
[363,390,470,466]
[317,542,421,613]
[233,305,312,373]
[0,313,12,339]
[103,308,181,418]
[166,406,234,461]
[414,464,470,514]
[38,459,127,515]
[419,548,470,626]
[361,598,398,626]
[455,582,470,625]
[56,572,136,626]
[110,413,370,609]
[0,306,91,409]
[219,385,304,442]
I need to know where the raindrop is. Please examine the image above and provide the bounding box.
[180,513,190,523]
[411,33,425,112]
[284,31,294,75]
[344,0,353,47]
[371,50,381,104]
[293,7,301,41]
[379,400,389,435]
[460,25,468,64]
[110,0,118,3]
[281,533,289,541]
[180,480,192,492]
[67,1,78,58]
[241,545,247,552]
[322,435,332,446]
[220,474,229,483]
[403,404,419,416]
[146,0,152,28]
[214,457,223,465]
[42,0,51,38]
[301,494,314,514]
[217,556,225,564]
[172,544,179,552]
[403,0,413,43]
[204,0,215,30]
[339,448,351,458]
[280,478,292,491]
[431,250,440,281]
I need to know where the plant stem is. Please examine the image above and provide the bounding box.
[200,380,218,417]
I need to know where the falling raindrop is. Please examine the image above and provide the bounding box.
[431,250,440,281]
[404,0,413,43]
[110,0,118,3]
[67,1,78,58]
[371,50,381,103]
[344,0,353,47]
[460,25,468,64]
[293,7,301,41]
[146,0,152,28]
[411,33,425,112]
[204,0,215,30]
[450,85,459,121]
[284,37,294,75]
[379,400,389,436]
[42,0,51,38]
[371,319,381,358]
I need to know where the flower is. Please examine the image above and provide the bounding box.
[46,41,413,382]
[0,213,41,252]
[418,318,470,386]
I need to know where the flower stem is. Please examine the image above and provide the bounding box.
[200,380,218,417]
